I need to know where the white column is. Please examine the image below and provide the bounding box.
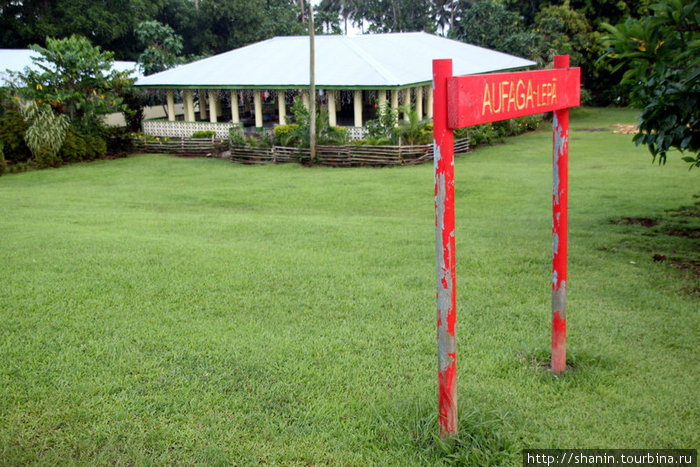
[327,90,336,127]
[402,88,410,122]
[254,90,263,129]
[302,90,310,109]
[277,90,286,125]
[208,91,217,123]
[184,89,195,122]
[377,90,387,113]
[199,89,208,120]
[416,86,423,120]
[391,89,399,126]
[427,85,434,119]
[166,90,175,122]
[230,90,240,124]
[353,90,363,127]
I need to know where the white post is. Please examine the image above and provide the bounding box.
[391,89,399,126]
[199,89,208,120]
[166,90,175,122]
[215,93,222,118]
[402,88,410,122]
[327,90,337,127]
[427,85,434,119]
[254,90,263,129]
[302,90,310,109]
[353,90,363,127]
[277,90,286,125]
[416,86,423,120]
[184,90,195,122]
[378,89,387,113]
[208,90,218,123]
[231,90,240,124]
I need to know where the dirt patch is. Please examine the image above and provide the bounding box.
[613,217,659,227]
[612,123,639,134]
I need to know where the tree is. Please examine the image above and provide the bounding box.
[601,0,699,167]
[136,20,185,75]
[197,0,305,55]
[452,1,539,59]
[532,4,592,66]
[14,35,131,133]
[362,0,436,33]
[318,0,360,34]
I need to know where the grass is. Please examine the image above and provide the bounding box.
[0,107,697,465]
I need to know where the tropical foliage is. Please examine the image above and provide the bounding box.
[21,101,71,168]
[601,0,699,167]
[14,35,131,133]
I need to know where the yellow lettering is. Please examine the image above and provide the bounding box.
[500,81,509,113]
[551,80,558,104]
[516,80,526,110]
[526,80,534,108]
[482,82,492,115]
[507,80,517,111]
[493,83,502,113]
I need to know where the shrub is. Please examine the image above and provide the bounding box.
[0,103,32,163]
[59,127,88,162]
[229,126,246,148]
[84,134,107,159]
[22,102,70,168]
[191,130,216,138]
[273,124,301,145]
[0,141,6,176]
[107,127,133,157]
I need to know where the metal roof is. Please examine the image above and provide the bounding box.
[135,32,535,89]
[0,49,141,86]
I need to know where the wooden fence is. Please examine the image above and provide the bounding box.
[229,138,470,166]
[132,137,228,155]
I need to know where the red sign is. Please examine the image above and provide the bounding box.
[446,67,581,128]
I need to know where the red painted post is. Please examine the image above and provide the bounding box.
[433,59,458,436]
[551,55,570,374]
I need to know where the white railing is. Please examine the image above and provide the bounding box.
[142,119,237,139]
[143,119,370,141]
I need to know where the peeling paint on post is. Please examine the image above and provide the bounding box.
[551,55,569,374]
[433,59,457,437]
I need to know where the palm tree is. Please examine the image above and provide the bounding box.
[319,0,359,35]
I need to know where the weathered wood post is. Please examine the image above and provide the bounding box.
[432,58,458,437]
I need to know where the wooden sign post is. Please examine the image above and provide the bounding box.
[432,56,580,437]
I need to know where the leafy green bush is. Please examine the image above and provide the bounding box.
[228,125,246,148]
[365,103,398,143]
[392,106,433,145]
[59,127,88,162]
[84,134,107,159]
[454,114,543,149]
[22,102,70,168]
[0,141,6,176]
[0,103,32,163]
[106,127,133,157]
[273,124,301,145]
[191,130,216,138]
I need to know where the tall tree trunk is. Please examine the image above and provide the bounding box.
[309,4,316,163]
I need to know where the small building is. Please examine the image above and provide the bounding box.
[135,32,535,139]
[0,49,141,86]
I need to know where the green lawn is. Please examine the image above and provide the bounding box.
[0,107,697,465]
